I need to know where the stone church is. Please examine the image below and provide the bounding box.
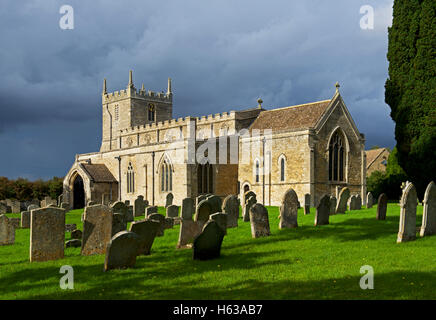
[63,71,367,209]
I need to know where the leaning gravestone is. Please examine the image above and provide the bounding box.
[30,207,65,262]
[21,211,30,228]
[194,200,212,222]
[315,195,330,226]
[165,193,174,207]
[376,193,388,220]
[367,192,374,209]
[81,204,113,256]
[244,196,257,222]
[206,195,222,214]
[112,201,132,222]
[0,214,15,245]
[249,203,270,238]
[112,213,127,237]
[420,181,436,237]
[146,206,158,216]
[181,197,194,220]
[329,196,337,215]
[148,213,165,237]
[397,183,417,243]
[104,231,140,271]
[129,220,160,255]
[209,212,227,235]
[336,187,350,214]
[166,205,179,219]
[177,220,204,249]
[279,189,299,229]
[304,194,310,215]
[222,194,239,228]
[134,196,145,217]
[193,220,225,260]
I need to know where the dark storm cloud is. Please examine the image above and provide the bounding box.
[0,0,395,179]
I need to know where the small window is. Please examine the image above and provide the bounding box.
[280,157,285,182]
[114,105,119,121]
[255,160,260,183]
[148,103,155,121]
[127,162,135,193]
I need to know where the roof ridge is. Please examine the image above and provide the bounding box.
[263,99,331,113]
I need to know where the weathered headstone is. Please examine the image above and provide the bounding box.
[0,203,8,214]
[279,189,299,229]
[356,195,362,210]
[366,192,374,209]
[177,220,204,248]
[102,194,110,206]
[194,200,212,222]
[249,203,270,238]
[243,196,257,222]
[60,202,69,211]
[0,214,15,245]
[21,211,30,228]
[181,197,194,220]
[27,204,39,211]
[71,229,82,240]
[206,195,222,214]
[166,205,179,219]
[104,231,140,271]
[124,200,130,206]
[165,193,174,207]
[222,194,239,228]
[10,200,21,213]
[335,187,350,214]
[304,194,310,215]
[112,201,133,222]
[209,212,227,235]
[329,196,337,215]
[146,206,158,216]
[148,213,165,236]
[81,204,113,256]
[112,213,127,237]
[196,195,207,208]
[376,193,388,220]
[9,218,20,230]
[134,195,145,217]
[30,207,65,262]
[315,195,330,226]
[420,181,436,237]
[129,220,160,255]
[193,220,225,260]
[66,239,81,248]
[348,195,359,211]
[65,224,77,232]
[397,183,417,243]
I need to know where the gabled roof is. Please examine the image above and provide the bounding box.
[81,164,117,183]
[365,148,389,169]
[249,100,331,133]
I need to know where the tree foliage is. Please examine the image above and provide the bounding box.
[385,0,436,198]
[0,176,63,201]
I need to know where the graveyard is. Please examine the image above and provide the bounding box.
[1,200,435,300]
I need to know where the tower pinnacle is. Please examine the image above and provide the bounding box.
[167,77,172,95]
[128,70,134,89]
[102,78,107,95]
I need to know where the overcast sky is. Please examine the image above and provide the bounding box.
[0,0,395,180]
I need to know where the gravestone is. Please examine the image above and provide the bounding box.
[315,195,330,226]
[66,239,81,248]
[30,207,65,262]
[356,195,362,210]
[21,211,30,228]
[279,189,299,229]
[249,203,270,238]
[60,202,69,211]
[165,193,174,207]
[148,213,165,237]
[102,194,110,206]
[124,200,130,206]
[177,220,204,248]
[181,197,195,220]
[146,206,158,216]
[376,193,388,220]
[9,218,20,230]
[88,201,97,206]
[222,194,239,228]
[206,195,222,214]
[81,204,113,256]
[71,229,82,240]
[166,205,179,219]
[209,212,227,235]
[129,220,160,255]
[104,231,140,271]
[0,214,15,245]
[163,217,174,230]
[420,181,436,237]
[196,195,207,208]
[397,183,417,243]
[134,196,145,217]
[10,200,21,213]
[367,192,374,209]
[348,195,359,211]
[304,194,310,215]
[244,196,257,222]
[65,224,77,232]
[194,200,212,222]
[336,187,350,214]
[27,204,39,212]
[111,202,132,222]
[193,220,225,260]
[112,213,127,237]
[329,196,337,215]
[0,203,8,214]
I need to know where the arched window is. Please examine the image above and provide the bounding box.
[255,159,260,183]
[328,131,345,182]
[127,162,135,193]
[161,159,173,192]
[148,103,155,122]
[197,162,213,194]
[278,154,286,182]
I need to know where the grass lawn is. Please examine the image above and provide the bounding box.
[1,204,435,300]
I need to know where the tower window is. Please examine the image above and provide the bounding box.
[114,105,119,121]
[127,162,135,193]
[148,103,155,121]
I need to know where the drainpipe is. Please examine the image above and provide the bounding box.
[115,156,121,201]
[152,151,155,206]
[262,136,265,205]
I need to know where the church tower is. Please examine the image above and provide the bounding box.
[100,70,173,151]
